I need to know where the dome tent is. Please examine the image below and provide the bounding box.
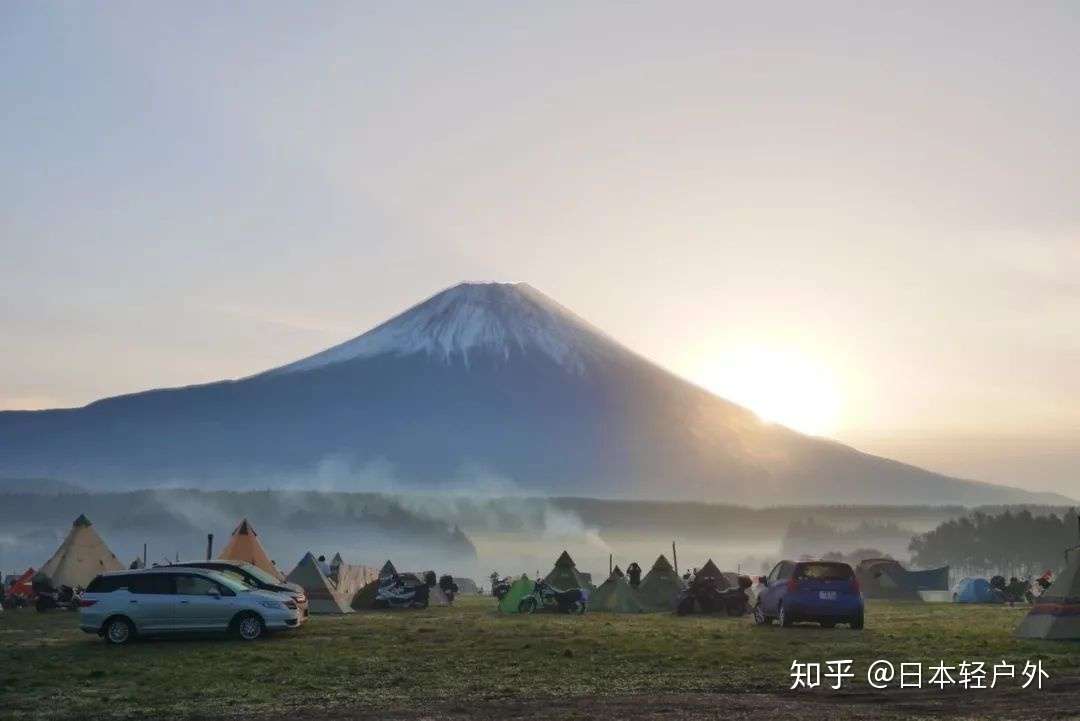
[498,575,535,614]
[952,577,1002,604]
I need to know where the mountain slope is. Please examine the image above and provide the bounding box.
[0,282,1067,505]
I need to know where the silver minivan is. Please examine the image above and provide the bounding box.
[80,567,302,644]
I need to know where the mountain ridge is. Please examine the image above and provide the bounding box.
[0,282,1069,505]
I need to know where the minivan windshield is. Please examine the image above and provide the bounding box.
[202,570,251,594]
[214,568,258,588]
[238,563,284,587]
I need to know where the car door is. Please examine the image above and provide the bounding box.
[173,573,232,631]
[761,563,783,614]
[763,562,794,613]
[126,573,176,632]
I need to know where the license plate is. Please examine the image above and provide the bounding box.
[819,591,838,600]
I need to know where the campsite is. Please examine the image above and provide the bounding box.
[2,596,1079,721]
[3,511,1080,720]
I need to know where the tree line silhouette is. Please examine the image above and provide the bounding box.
[909,508,1080,578]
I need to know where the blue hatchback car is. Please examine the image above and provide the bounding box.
[754,560,864,629]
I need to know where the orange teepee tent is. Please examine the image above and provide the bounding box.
[217,519,284,580]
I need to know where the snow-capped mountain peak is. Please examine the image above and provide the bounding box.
[266,282,624,375]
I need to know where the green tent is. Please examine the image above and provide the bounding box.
[498,575,534,614]
[544,550,590,591]
[635,554,683,611]
[590,573,644,613]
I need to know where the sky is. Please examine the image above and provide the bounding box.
[2,2,1077,498]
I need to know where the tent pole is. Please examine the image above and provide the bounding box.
[672,541,678,575]
[143,543,147,568]
[206,533,214,560]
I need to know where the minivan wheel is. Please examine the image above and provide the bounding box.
[104,617,134,645]
[235,612,264,641]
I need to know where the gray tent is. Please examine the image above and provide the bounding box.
[1016,547,1080,640]
[286,552,353,614]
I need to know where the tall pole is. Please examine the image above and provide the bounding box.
[206,533,214,560]
[142,543,147,568]
[672,541,678,575]
[609,554,612,575]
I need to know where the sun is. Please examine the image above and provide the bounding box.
[695,346,843,437]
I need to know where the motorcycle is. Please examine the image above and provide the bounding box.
[517,578,586,614]
[676,575,750,616]
[373,577,430,609]
[490,573,512,600]
[34,584,81,613]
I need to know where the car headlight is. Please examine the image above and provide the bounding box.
[258,599,284,610]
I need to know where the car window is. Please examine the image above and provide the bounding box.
[175,574,221,596]
[128,574,174,595]
[87,575,127,593]
[778,562,795,580]
[767,563,783,584]
[796,563,854,581]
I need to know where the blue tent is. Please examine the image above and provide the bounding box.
[952,577,1002,603]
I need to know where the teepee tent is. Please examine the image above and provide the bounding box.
[218,518,284,580]
[498,575,534,613]
[696,559,727,587]
[544,550,590,590]
[286,552,352,614]
[635,554,683,611]
[1016,547,1080,640]
[379,560,399,579]
[34,515,123,591]
[591,573,644,613]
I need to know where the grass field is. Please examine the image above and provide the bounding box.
[2,597,1078,720]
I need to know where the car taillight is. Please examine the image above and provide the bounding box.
[786,577,799,593]
[77,599,97,607]
[851,577,861,595]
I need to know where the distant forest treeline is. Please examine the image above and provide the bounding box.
[909,508,1080,577]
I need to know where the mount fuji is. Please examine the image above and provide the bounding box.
[0,282,1065,504]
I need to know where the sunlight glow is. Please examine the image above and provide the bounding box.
[696,346,843,437]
